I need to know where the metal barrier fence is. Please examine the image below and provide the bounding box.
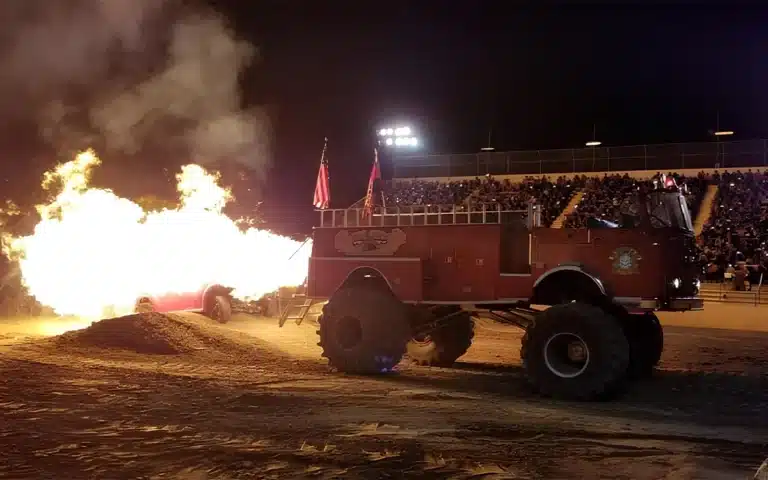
[701,274,766,306]
[394,139,768,178]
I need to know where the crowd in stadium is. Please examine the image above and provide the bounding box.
[385,169,768,286]
[562,172,709,228]
[699,170,768,285]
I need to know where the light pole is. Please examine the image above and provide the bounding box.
[586,124,601,171]
[480,129,495,175]
[481,129,494,151]
[709,112,733,168]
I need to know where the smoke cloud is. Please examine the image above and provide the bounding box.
[0,0,271,175]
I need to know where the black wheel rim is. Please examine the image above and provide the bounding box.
[543,332,590,378]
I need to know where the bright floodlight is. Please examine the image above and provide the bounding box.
[378,125,419,148]
[585,140,601,147]
[384,136,419,148]
[714,130,734,136]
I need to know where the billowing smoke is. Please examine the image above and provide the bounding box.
[0,0,271,174]
[90,12,271,173]
[0,0,166,94]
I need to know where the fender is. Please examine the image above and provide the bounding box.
[533,264,606,294]
[338,266,395,294]
[532,264,607,305]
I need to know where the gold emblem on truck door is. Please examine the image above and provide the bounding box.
[334,228,406,256]
[609,247,642,275]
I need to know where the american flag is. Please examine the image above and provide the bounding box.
[313,138,330,209]
[363,148,381,217]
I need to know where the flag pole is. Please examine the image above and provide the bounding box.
[320,137,328,165]
[378,148,386,208]
[313,137,331,210]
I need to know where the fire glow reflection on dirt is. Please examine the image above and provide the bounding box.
[2,150,311,320]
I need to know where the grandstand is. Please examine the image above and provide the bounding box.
[384,139,768,293]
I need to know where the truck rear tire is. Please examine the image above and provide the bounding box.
[407,307,474,366]
[521,302,629,400]
[624,313,663,379]
[318,287,410,374]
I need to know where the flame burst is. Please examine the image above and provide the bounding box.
[3,150,311,319]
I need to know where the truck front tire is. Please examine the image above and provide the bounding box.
[624,313,663,378]
[318,287,410,374]
[521,302,629,400]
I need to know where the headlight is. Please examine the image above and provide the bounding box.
[671,278,681,289]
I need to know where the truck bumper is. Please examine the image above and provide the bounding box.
[666,297,704,311]
[615,296,704,312]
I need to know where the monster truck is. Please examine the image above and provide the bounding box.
[293,176,701,401]
[134,284,234,323]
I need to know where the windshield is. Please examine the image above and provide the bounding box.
[646,192,694,232]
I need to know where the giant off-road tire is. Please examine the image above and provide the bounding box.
[521,302,629,401]
[623,313,664,379]
[205,295,232,324]
[317,287,410,374]
[407,307,474,366]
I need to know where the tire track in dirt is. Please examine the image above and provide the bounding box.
[1,313,767,478]
[1,356,763,479]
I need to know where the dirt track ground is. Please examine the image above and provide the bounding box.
[1,304,767,479]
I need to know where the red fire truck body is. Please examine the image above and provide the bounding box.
[308,222,700,312]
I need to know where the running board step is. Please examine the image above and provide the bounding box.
[278,295,314,327]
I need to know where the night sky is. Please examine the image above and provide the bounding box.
[3,1,768,235]
[231,2,768,232]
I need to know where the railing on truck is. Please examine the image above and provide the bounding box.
[316,203,541,229]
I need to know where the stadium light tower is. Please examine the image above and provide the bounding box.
[377,125,420,149]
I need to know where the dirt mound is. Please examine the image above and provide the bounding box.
[54,312,263,356]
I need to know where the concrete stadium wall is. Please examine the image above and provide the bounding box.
[391,167,736,185]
